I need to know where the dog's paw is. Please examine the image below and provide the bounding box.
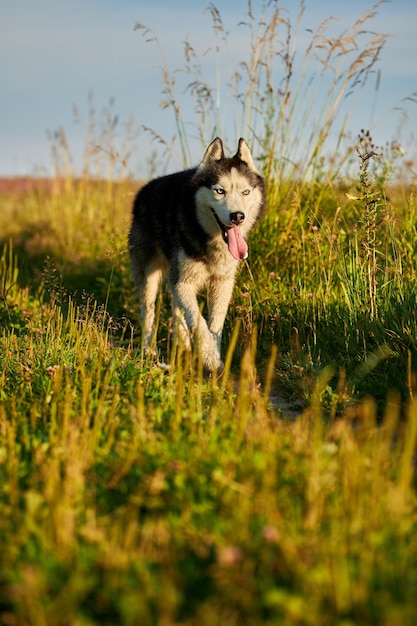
[202,353,224,376]
[143,346,158,360]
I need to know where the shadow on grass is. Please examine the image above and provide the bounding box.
[0,223,136,324]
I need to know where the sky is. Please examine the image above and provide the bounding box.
[1,0,416,178]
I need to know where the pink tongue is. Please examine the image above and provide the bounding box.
[227,225,248,260]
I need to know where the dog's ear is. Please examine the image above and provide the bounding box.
[234,138,258,172]
[200,137,224,167]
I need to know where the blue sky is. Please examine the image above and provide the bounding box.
[1,0,416,177]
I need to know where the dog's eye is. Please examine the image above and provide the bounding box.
[242,189,251,196]
[214,188,225,195]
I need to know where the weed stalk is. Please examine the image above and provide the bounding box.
[356,130,382,320]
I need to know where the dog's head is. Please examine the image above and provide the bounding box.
[193,138,265,260]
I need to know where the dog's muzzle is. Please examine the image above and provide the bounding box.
[210,209,245,241]
[210,208,249,260]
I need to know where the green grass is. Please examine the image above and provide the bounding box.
[1,1,417,623]
[1,244,417,625]
[1,155,417,626]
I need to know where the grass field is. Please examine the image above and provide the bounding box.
[1,2,417,624]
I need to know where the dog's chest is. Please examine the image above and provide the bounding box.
[177,247,238,289]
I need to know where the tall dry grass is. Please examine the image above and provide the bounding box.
[134,0,392,187]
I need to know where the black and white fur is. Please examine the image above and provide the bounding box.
[128,137,265,372]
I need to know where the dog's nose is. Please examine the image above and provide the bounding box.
[230,211,245,225]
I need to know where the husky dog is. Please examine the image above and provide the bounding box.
[129,137,265,372]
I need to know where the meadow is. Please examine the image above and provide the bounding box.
[1,1,417,624]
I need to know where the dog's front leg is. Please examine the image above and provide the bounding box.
[170,280,221,373]
[171,301,192,350]
[208,277,236,367]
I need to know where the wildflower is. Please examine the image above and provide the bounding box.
[262,525,280,543]
[46,365,60,377]
[217,545,243,567]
